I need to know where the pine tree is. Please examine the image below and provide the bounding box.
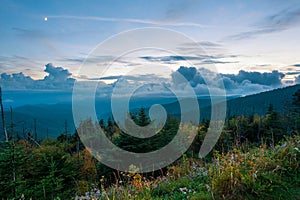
[292,89,300,110]
[292,89,300,132]
[137,107,150,126]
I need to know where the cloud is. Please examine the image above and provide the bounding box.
[12,27,60,55]
[176,41,226,55]
[265,7,300,28]
[164,0,197,20]
[286,72,300,75]
[44,63,71,82]
[0,63,75,90]
[0,55,42,74]
[141,55,205,62]
[222,70,284,86]
[48,15,208,28]
[59,55,114,64]
[172,66,285,96]
[174,66,197,82]
[12,27,46,39]
[226,7,300,40]
[140,55,224,63]
[227,28,278,41]
[90,75,122,81]
[172,66,220,88]
[296,75,300,84]
[140,54,239,67]
[0,63,287,98]
[0,72,35,90]
[200,60,239,64]
[60,57,85,63]
[183,41,223,48]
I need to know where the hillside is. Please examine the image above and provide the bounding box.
[161,84,300,121]
[1,84,299,139]
[0,97,178,139]
[226,84,300,117]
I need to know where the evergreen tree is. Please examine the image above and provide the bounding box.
[292,89,300,132]
[114,108,179,153]
[137,107,150,126]
[263,104,284,145]
[292,89,300,110]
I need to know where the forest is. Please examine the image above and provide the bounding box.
[0,89,299,200]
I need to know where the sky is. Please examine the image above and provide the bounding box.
[1,0,300,105]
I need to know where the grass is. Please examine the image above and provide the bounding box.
[96,135,300,200]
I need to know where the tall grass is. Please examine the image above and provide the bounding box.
[97,135,299,200]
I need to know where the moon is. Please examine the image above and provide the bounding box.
[44,17,48,21]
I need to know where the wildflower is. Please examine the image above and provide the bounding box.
[205,184,211,191]
[281,142,287,148]
[85,192,90,198]
[179,187,188,194]
[253,171,257,178]
[96,189,101,197]
[230,153,234,161]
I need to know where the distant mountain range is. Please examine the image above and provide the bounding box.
[0,84,299,139]
[226,84,300,117]
[154,84,300,121]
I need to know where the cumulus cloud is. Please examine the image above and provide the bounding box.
[0,72,35,90]
[222,70,284,86]
[40,63,75,89]
[0,63,75,90]
[44,63,71,82]
[0,64,287,97]
[174,66,197,82]
[172,66,285,96]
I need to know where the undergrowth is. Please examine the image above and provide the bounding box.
[98,135,300,200]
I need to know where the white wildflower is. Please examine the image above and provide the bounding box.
[206,184,211,191]
[281,142,287,148]
[179,187,188,194]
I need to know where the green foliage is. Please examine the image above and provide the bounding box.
[1,97,300,199]
[292,89,300,109]
[208,135,300,200]
[0,136,99,199]
[97,135,299,200]
[0,140,30,199]
[112,112,179,153]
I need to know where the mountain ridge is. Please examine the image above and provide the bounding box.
[1,84,299,139]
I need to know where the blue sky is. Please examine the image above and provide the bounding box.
[1,0,300,101]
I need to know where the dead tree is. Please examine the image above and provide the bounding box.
[0,86,8,141]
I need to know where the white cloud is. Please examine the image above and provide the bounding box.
[296,75,300,84]
[0,63,75,90]
[171,66,285,96]
[48,15,208,28]
[0,64,288,98]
